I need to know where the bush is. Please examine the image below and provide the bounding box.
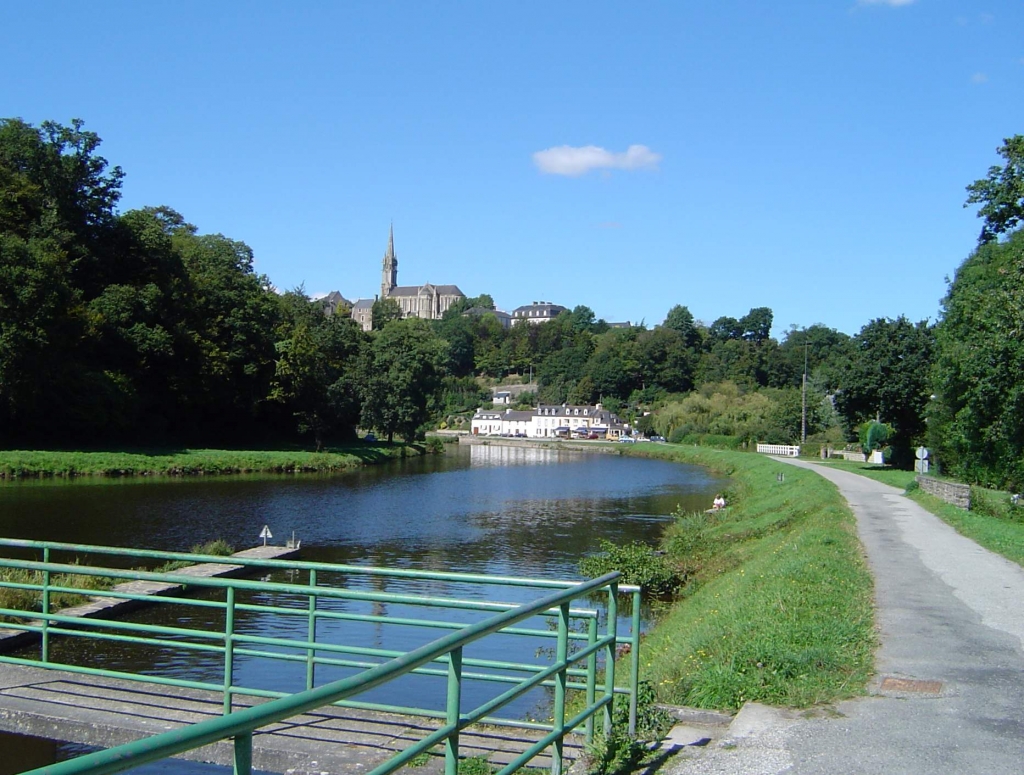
[578,540,682,597]
[664,509,712,568]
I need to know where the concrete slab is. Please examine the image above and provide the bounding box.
[662,724,712,748]
[0,663,583,774]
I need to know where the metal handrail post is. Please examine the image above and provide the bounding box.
[224,587,236,715]
[585,616,597,743]
[628,587,641,736]
[603,582,618,734]
[445,646,463,775]
[550,602,570,775]
[306,569,317,690]
[233,731,252,775]
[41,547,50,664]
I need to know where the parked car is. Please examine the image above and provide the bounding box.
[650,435,666,443]
[587,432,599,440]
[364,433,377,442]
[618,436,635,443]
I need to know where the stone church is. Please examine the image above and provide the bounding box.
[378,225,464,323]
[327,226,466,331]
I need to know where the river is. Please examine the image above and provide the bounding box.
[0,443,722,773]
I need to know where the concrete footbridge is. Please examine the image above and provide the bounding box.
[0,540,641,775]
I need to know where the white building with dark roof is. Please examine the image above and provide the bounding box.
[470,403,627,440]
[512,301,567,326]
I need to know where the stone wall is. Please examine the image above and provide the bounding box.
[916,476,971,509]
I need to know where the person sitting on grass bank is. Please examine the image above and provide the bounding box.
[712,494,726,510]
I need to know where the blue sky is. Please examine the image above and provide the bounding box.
[3,1,1022,337]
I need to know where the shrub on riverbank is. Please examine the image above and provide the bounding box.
[619,445,875,710]
[0,444,424,479]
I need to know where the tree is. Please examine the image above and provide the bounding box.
[965,135,1024,244]
[931,229,1024,487]
[361,318,447,442]
[662,305,701,348]
[834,317,934,468]
[708,316,743,342]
[739,307,773,344]
[270,293,365,449]
[371,297,403,330]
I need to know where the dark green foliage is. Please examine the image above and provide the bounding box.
[578,540,682,597]
[834,317,934,468]
[361,319,447,442]
[965,135,1024,244]
[931,230,1024,488]
[0,119,378,448]
[370,297,402,330]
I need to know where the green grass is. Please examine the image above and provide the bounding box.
[0,567,113,623]
[0,443,428,479]
[620,445,875,711]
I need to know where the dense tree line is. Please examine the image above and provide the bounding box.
[4,119,1023,487]
[0,118,449,448]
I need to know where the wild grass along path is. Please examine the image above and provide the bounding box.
[667,458,1024,775]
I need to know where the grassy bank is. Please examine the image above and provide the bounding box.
[810,458,1024,568]
[0,443,427,479]
[618,444,875,711]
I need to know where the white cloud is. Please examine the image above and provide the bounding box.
[857,0,915,6]
[972,72,989,84]
[532,144,662,177]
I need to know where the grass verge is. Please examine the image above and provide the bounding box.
[0,443,428,479]
[615,444,875,711]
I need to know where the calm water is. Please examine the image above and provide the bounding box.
[0,443,722,771]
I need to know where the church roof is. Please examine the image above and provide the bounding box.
[389,284,464,297]
[351,298,374,309]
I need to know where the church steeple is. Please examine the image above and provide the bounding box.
[381,223,398,299]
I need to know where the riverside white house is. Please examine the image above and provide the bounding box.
[471,403,628,439]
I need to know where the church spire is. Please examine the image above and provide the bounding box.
[381,223,398,299]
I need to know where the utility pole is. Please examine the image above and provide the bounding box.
[801,344,808,444]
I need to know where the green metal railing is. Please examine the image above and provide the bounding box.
[0,539,642,775]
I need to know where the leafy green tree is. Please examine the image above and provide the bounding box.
[662,305,701,348]
[834,317,934,468]
[931,229,1024,487]
[270,293,365,449]
[361,318,447,442]
[965,135,1024,244]
[740,307,773,343]
[708,316,743,342]
[636,327,696,394]
[371,297,403,330]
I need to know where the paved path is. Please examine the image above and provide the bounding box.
[667,460,1024,775]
